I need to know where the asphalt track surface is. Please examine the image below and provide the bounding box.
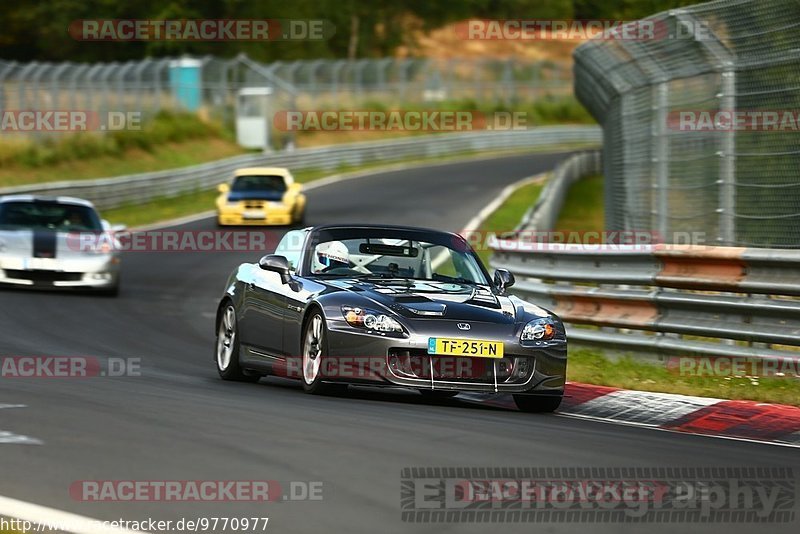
[0,152,797,534]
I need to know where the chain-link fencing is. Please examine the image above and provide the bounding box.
[0,54,571,137]
[574,0,800,248]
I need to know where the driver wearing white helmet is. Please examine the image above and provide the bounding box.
[312,240,351,273]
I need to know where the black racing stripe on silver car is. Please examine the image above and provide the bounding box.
[32,230,57,258]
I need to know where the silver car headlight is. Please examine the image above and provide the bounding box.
[341,305,404,334]
[520,318,556,345]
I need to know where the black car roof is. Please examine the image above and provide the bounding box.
[309,223,461,238]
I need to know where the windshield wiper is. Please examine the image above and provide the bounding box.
[431,273,482,286]
[350,273,415,287]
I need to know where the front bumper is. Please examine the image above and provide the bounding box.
[217,207,294,226]
[0,254,120,290]
[324,322,567,394]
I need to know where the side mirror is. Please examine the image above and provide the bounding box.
[218,183,230,194]
[259,254,291,284]
[289,182,302,192]
[493,269,515,292]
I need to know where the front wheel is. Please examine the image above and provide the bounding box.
[216,304,260,382]
[301,312,344,395]
[513,392,562,413]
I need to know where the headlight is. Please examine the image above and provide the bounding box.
[73,232,116,254]
[520,318,556,344]
[341,305,404,334]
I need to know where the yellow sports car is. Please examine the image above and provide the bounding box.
[216,167,307,226]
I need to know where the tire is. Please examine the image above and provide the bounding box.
[301,311,345,395]
[100,281,120,297]
[215,303,260,382]
[513,392,563,413]
[294,207,306,227]
[419,390,459,399]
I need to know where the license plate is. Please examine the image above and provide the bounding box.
[242,210,264,220]
[427,337,504,358]
[24,257,55,270]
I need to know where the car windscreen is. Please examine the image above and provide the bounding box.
[231,175,287,193]
[305,229,489,285]
[0,201,102,231]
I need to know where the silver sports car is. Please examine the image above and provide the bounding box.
[0,195,122,294]
[214,224,567,412]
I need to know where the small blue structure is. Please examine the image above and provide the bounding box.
[168,57,202,111]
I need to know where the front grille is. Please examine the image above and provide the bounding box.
[4,270,83,283]
[243,201,265,209]
[388,349,534,385]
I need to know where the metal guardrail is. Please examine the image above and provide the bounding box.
[491,143,799,361]
[0,126,601,210]
[491,241,800,361]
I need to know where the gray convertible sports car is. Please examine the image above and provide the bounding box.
[214,224,567,412]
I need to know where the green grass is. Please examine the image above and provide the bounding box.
[569,348,800,407]
[102,189,219,228]
[475,180,544,266]
[0,111,228,171]
[554,173,604,232]
[0,138,247,187]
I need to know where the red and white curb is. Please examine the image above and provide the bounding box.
[462,383,800,447]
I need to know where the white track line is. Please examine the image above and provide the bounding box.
[0,404,42,444]
[432,172,547,270]
[461,173,547,235]
[0,431,42,445]
[555,412,800,449]
[0,495,149,534]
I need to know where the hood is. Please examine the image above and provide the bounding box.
[0,228,111,260]
[327,279,518,324]
[227,190,285,202]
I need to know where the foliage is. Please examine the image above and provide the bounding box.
[1,0,709,62]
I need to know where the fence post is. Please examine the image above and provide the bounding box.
[719,64,736,245]
[653,81,670,240]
